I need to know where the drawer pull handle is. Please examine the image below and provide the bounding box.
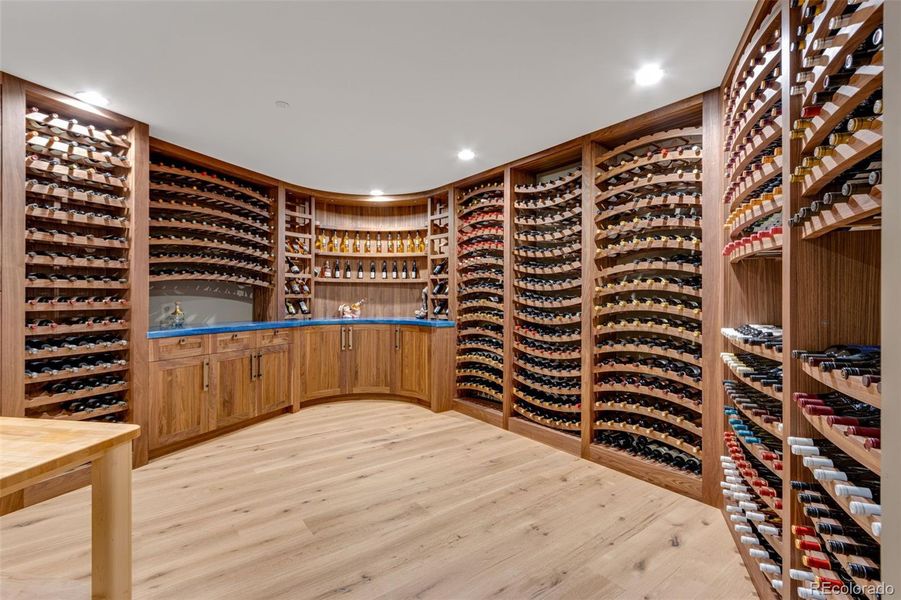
[231,333,239,340]
[178,338,186,345]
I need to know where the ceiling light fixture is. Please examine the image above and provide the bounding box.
[369,189,384,197]
[275,100,290,109]
[457,149,476,161]
[634,64,665,86]
[74,91,109,107]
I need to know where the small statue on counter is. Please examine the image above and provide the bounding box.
[414,286,428,320]
[337,298,366,319]
[161,301,186,329]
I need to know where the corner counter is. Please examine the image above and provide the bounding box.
[145,319,455,457]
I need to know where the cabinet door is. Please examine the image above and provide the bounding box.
[394,326,430,400]
[299,326,346,399]
[210,349,257,428]
[258,344,292,414]
[148,355,210,450]
[347,324,394,394]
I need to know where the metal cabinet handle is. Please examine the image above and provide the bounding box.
[250,353,255,379]
[348,327,353,350]
[178,337,187,345]
[203,359,210,391]
[341,326,346,351]
[395,327,399,350]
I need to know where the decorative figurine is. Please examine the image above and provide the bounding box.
[337,298,366,319]
[414,286,428,319]
[162,301,186,329]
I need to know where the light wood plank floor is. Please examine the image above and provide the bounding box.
[1,401,756,599]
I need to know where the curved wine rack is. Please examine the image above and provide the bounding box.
[149,153,276,307]
[455,181,504,410]
[22,103,136,425]
[511,165,583,435]
[592,123,705,476]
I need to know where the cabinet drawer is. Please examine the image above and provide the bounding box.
[259,327,291,347]
[214,331,258,353]
[150,335,210,362]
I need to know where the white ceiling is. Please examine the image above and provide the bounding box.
[1,1,754,195]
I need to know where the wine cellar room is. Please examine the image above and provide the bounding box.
[0,1,897,599]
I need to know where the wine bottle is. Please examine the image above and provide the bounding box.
[369,261,376,279]
[401,261,408,279]
[392,261,398,280]
[411,261,419,279]
[357,261,364,279]
[344,261,351,279]
[333,259,341,278]
[381,260,388,279]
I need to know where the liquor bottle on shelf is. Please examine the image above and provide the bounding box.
[329,230,339,252]
[401,261,409,280]
[298,300,310,315]
[376,233,383,253]
[369,261,376,279]
[391,261,398,280]
[365,233,372,253]
[413,231,424,253]
[285,300,297,316]
[339,231,349,253]
[381,261,388,279]
[386,233,393,253]
[353,233,362,253]
[344,261,351,279]
[332,259,340,279]
[433,259,448,275]
[411,262,419,280]
[357,261,364,279]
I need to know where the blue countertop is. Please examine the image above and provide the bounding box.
[147,318,455,339]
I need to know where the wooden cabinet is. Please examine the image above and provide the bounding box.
[211,349,257,429]
[298,326,345,399]
[393,326,430,400]
[148,355,210,449]
[258,344,292,414]
[347,325,394,394]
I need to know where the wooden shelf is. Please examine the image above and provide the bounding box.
[458,300,504,312]
[799,362,880,409]
[512,358,580,378]
[458,200,503,220]
[723,48,781,156]
[25,279,129,290]
[596,280,701,298]
[25,158,128,192]
[514,259,581,275]
[724,444,782,516]
[722,356,782,402]
[514,170,581,194]
[595,301,702,321]
[26,343,128,361]
[455,383,504,403]
[727,194,783,239]
[25,206,128,229]
[514,327,581,344]
[594,382,702,414]
[594,343,701,367]
[149,200,270,232]
[597,321,701,344]
[26,255,128,269]
[726,119,782,184]
[594,401,702,436]
[26,321,129,337]
[313,277,427,285]
[316,250,426,259]
[514,207,582,227]
[511,404,581,432]
[317,224,426,233]
[596,194,702,222]
[599,260,701,279]
[25,363,127,385]
[27,133,131,169]
[25,180,127,209]
[452,397,503,426]
[149,238,271,260]
[150,181,268,219]
[725,86,781,161]
[513,188,582,211]
[726,153,783,212]
[596,127,703,165]
[26,109,131,149]
[514,295,581,309]
[149,220,270,246]
[594,421,701,457]
[597,237,701,258]
[456,370,503,387]
[514,311,581,326]
[801,186,882,239]
[456,354,503,370]
[800,121,882,197]
[797,409,879,475]
[798,464,880,543]
[723,333,782,362]
[597,150,701,183]
[512,341,581,360]
[598,217,702,241]
[726,429,782,479]
[513,374,580,396]
[457,313,504,326]
[727,399,783,442]
[593,364,702,390]
[728,231,783,263]
[512,242,581,259]
[35,402,128,422]
[26,301,128,313]
[513,225,582,243]
[25,381,130,409]
[458,285,504,296]
[514,278,580,292]
[26,231,128,249]
[150,274,270,287]
[150,163,269,203]
[150,256,270,271]
[596,171,702,203]
[588,443,702,500]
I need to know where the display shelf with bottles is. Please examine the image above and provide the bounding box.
[454,179,505,414]
[283,190,313,319]
[310,198,430,318]
[592,122,705,484]
[427,192,451,320]
[508,151,584,438]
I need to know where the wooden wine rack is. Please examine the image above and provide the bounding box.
[282,190,313,319]
[454,180,505,414]
[717,1,885,598]
[510,159,584,437]
[592,124,705,484]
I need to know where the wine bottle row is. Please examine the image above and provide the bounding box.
[594,127,704,474]
[23,105,133,423]
[149,154,275,290]
[314,228,427,255]
[512,170,582,432]
[428,194,451,319]
[456,182,505,406]
[283,191,313,319]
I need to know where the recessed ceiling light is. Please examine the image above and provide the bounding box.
[74,91,109,107]
[457,149,476,161]
[634,64,665,86]
[275,100,290,109]
[370,189,384,197]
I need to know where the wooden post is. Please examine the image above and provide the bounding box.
[91,442,133,600]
